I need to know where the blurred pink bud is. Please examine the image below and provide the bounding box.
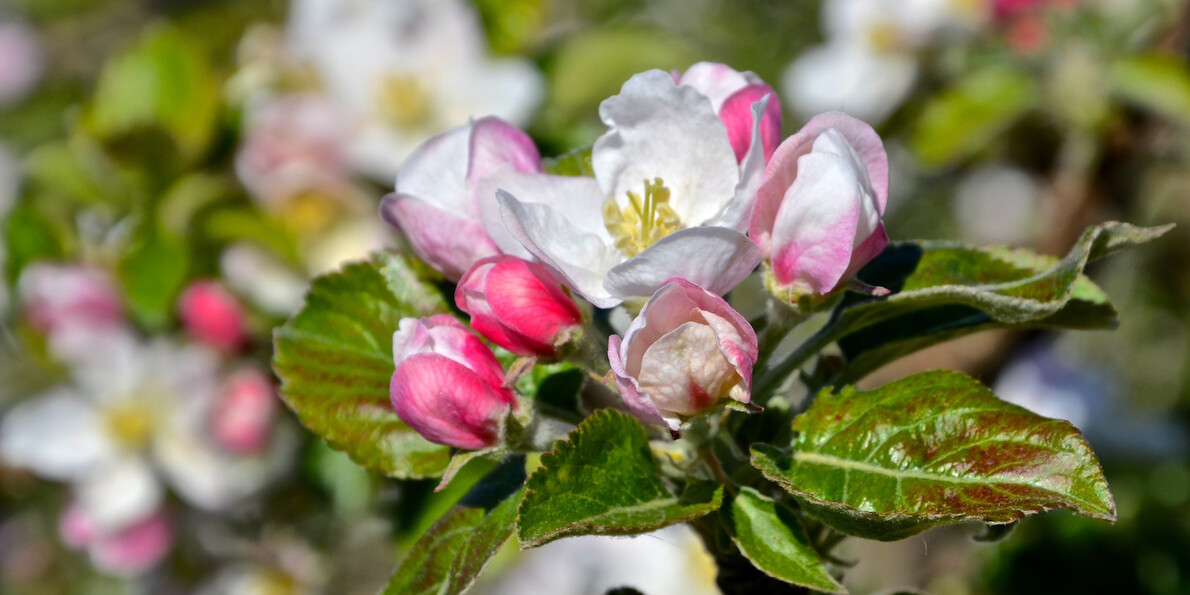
[235,95,351,207]
[608,279,758,433]
[455,256,583,358]
[0,22,44,107]
[390,315,517,449]
[749,112,889,297]
[178,280,248,352]
[59,505,172,577]
[211,368,277,454]
[19,263,123,334]
[675,62,782,163]
[379,117,542,281]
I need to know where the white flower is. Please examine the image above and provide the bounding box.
[782,0,984,123]
[0,329,295,529]
[494,70,768,308]
[285,0,543,181]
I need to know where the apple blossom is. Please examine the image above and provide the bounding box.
[390,314,517,449]
[608,279,758,433]
[285,0,543,181]
[19,263,124,336]
[178,280,249,352]
[59,503,173,577]
[380,117,542,280]
[750,111,889,298]
[455,256,583,358]
[674,62,782,163]
[495,70,770,308]
[211,368,278,454]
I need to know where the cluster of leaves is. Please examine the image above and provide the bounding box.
[272,218,1168,593]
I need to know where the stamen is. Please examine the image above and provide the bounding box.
[603,178,681,257]
[377,74,433,129]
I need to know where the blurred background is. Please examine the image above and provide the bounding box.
[0,0,1188,593]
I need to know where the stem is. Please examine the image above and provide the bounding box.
[752,320,840,405]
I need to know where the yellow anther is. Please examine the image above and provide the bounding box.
[603,178,681,257]
[377,74,433,129]
[105,404,153,450]
[866,21,907,53]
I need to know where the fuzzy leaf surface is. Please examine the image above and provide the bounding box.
[517,409,721,547]
[752,371,1115,541]
[272,252,451,478]
[829,222,1171,381]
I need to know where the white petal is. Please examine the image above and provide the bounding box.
[708,93,770,231]
[77,458,162,532]
[478,168,608,257]
[593,70,739,226]
[781,42,917,125]
[393,122,472,210]
[0,390,114,480]
[678,62,750,111]
[497,191,622,308]
[603,227,760,300]
[154,423,298,511]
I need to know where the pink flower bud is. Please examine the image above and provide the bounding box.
[379,117,542,281]
[608,279,758,433]
[59,504,172,577]
[675,62,782,163]
[390,314,517,449]
[211,368,277,454]
[749,112,890,297]
[178,280,248,352]
[18,263,123,334]
[455,256,583,358]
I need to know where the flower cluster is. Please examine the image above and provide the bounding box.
[385,63,890,448]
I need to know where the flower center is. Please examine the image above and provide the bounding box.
[104,403,153,450]
[377,74,433,129]
[865,21,907,53]
[603,178,681,258]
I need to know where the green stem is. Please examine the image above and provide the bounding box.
[752,320,840,406]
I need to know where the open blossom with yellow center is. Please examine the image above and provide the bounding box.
[490,69,773,308]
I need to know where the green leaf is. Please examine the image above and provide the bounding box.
[1110,53,1190,127]
[828,222,1171,382]
[725,488,845,593]
[911,65,1037,167]
[86,27,220,161]
[118,227,189,329]
[517,409,722,548]
[751,371,1115,541]
[272,252,452,478]
[384,459,526,595]
[542,146,594,177]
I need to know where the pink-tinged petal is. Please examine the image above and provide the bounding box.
[788,112,889,211]
[393,123,471,212]
[458,256,582,357]
[677,62,751,111]
[88,510,172,577]
[465,117,543,196]
[77,460,163,533]
[769,153,865,293]
[59,505,95,548]
[711,94,771,231]
[177,280,247,353]
[497,191,622,308]
[477,169,608,258]
[593,70,739,227]
[636,321,740,415]
[603,227,760,301]
[842,221,889,282]
[608,335,674,431]
[210,368,277,455]
[390,354,515,450]
[395,315,508,390]
[700,309,755,397]
[379,194,500,280]
[19,263,124,334]
[719,83,782,163]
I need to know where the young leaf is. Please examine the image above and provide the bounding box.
[828,222,1171,382]
[1110,53,1190,127]
[751,370,1115,541]
[384,459,526,595]
[911,65,1037,167]
[517,409,722,548]
[725,488,845,593]
[542,146,594,177]
[272,252,452,478]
